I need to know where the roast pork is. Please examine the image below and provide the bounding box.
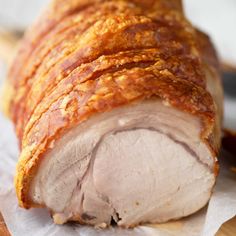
[3,0,223,228]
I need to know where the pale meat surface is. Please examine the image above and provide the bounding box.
[30,101,215,226]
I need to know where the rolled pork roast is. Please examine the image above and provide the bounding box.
[3,0,223,228]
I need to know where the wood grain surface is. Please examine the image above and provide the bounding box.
[0,214,10,236]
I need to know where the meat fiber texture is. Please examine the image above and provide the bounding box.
[1,113,236,236]
[3,0,223,228]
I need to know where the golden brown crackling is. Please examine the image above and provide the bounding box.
[8,0,91,85]
[22,48,205,145]
[16,65,215,208]
[17,11,202,140]
[11,1,197,138]
[125,0,183,12]
[14,1,142,92]
[10,3,108,126]
[195,29,220,71]
[22,13,204,136]
[7,6,93,125]
[14,14,155,138]
[10,0,182,85]
[8,0,109,123]
[195,30,223,153]
[11,18,152,135]
[8,0,181,118]
[22,49,158,141]
[13,2,143,138]
[21,1,142,85]
[10,1,191,124]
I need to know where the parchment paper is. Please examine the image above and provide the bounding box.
[0,111,236,236]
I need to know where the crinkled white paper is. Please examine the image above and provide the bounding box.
[0,58,236,235]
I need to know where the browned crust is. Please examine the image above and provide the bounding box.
[195,30,223,157]
[15,67,216,208]
[4,0,222,211]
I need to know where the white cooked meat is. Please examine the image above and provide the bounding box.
[30,100,215,227]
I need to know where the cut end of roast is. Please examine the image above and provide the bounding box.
[30,100,216,227]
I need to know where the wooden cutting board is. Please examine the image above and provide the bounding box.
[0,214,10,236]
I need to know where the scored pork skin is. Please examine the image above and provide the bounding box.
[3,0,223,227]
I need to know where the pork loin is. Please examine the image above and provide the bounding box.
[4,0,223,228]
